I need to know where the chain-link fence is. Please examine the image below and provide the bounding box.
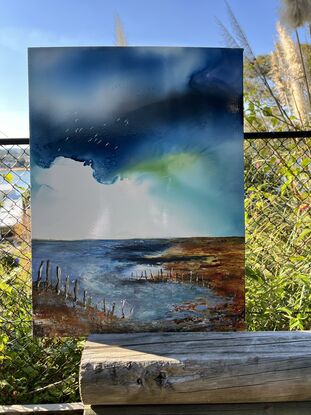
[0,133,310,404]
[244,133,310,331]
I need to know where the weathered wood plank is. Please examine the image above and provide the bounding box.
[86,402,311,415]
[79,331,311,405]
[3,402,311,415]
[0,403,83,415]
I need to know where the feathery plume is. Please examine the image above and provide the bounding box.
[216,18,240,50]
[270,44,290,108]
[276,22,310,124]
[219,4,297,128]
[225,1,256,61]
[115,14,128,46]
[280,0,311,29]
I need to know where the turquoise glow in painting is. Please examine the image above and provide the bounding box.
[29,47,244,336]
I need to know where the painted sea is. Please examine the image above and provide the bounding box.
[32,237,244,335]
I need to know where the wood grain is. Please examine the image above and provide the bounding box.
[79,331,311,405]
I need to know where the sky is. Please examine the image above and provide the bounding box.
[29,47,244,240]
[0,0,294,138]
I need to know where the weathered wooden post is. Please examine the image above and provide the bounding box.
[45,259,51,289]
[120,299,126,318]
[83,290,87,308]
[64,275,69,299]
[111,302,115,316]
[55,266,61,294]
[36,260,44,289]
[73,279,79,303]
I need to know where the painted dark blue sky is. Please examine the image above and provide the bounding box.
[29,47,244,240]
[29,47,242,185]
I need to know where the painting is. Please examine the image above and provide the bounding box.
[29,46,244,336]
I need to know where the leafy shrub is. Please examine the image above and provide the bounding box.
[245,138,311,330]
[0,243,84,404]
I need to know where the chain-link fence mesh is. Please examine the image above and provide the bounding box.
[0,134,310,404]
[244,135,310,331]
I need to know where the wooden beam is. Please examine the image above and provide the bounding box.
[0,403,83,415]
[79,331,311,405]
[86,402,311,415]
[3,402,311,415]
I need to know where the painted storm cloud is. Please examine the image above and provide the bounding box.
[29,47,244,336]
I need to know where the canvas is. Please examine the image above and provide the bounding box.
[29,46,244,336]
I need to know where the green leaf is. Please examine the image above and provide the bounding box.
[301,158,310,168]
[0,281,13,293]
[289,256,306,262]
[1,172,13,183]
[262,106,273,116]
[296,229,311,243]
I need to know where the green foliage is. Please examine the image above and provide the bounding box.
[0,244,84,404]
[245,137,311,330]
[242,25,310,331]
[244,42,311,132]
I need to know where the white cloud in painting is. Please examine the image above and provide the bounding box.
[31,75,146,124]
[32,157,193,240]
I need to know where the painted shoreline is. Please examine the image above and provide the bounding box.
[32,236,245,336]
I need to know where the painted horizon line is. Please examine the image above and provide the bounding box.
[32,235,244,242]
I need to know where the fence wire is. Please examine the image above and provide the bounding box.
[0,134,310,404]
